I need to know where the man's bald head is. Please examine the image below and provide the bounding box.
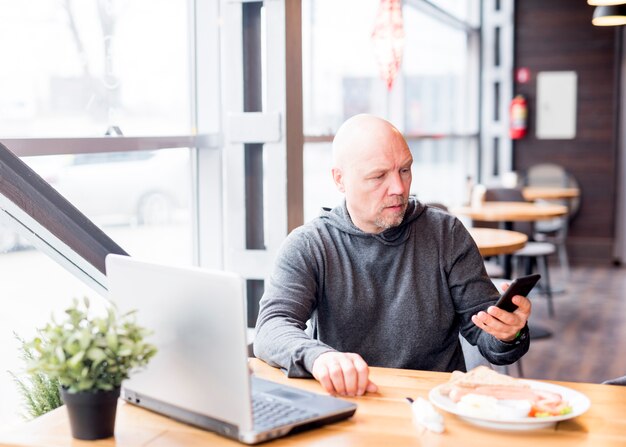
[332,114,405,170]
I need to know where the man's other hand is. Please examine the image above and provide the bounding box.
[311,351,378,396]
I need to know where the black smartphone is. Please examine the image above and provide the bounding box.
[494,273,541,312]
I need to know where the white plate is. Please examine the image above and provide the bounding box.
[428,380,591,431]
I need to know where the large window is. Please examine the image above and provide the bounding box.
[427,0,480,24]
[403,7,470,135]
[23,148,194,262]
[0,0,190,137]
[0,0,198,428]
[302,0,479,222]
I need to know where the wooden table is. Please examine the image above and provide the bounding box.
[468,227,528,257]
[2,359,626,447]
[522,186,580,201]
[453,202,568,224]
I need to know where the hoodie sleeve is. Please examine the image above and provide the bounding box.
[253,228,335,377]
[446,219,530,366]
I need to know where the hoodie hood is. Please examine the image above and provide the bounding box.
[319,197,425,246]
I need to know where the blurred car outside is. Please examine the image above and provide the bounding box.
[45,149,191,227]
[0,149,191,253]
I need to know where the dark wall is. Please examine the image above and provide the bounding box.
[514,0,620,263]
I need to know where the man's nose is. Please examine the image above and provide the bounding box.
[387,171,406,195]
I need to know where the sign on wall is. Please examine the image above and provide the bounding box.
[536,71,577,140]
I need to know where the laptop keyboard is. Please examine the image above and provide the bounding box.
[252,394,318,431]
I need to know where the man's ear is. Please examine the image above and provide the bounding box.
[331,167,345,193]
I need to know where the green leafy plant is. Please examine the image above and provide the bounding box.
[9,334,62,419]
[27,297,157,393]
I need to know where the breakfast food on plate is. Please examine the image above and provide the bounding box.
[439,366,572,418]
[456,394,531,420]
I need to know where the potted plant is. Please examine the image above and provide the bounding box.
[26,297,157,440]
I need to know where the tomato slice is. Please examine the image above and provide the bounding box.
[530,400,572,417]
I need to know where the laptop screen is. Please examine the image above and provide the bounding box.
[105,254,254,431]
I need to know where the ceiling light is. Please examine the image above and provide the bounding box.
[592,5,626,26]
[588,0,626,6]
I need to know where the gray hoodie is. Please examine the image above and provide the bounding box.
[254,198,529,377]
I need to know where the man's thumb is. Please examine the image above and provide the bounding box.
[366,381,378,393]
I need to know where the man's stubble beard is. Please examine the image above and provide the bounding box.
[374,200,408,231]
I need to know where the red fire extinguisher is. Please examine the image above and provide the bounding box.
[509,95,528,140]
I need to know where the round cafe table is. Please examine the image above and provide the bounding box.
[522,186,580,201]
[468,227,528,257]
[453,202,568,224]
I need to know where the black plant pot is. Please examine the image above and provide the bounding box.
[60,386,120,440]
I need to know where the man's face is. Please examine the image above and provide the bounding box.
[333,130,413,234]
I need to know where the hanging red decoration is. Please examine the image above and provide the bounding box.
[371,0,405,91]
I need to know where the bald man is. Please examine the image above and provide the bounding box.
[254,114,531,396]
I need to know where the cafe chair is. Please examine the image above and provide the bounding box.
[523,163,580,216]
[460,335,495,368]
[483,260,504,278]
[522,163,580,282]
[459,336,521,376]
[482,188,556,318]
[603,375,626,386]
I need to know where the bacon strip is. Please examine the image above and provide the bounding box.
[450,385,540,403]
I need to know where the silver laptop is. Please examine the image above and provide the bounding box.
[105,254,356,444]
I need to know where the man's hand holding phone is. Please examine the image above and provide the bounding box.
[471,274,538,342]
